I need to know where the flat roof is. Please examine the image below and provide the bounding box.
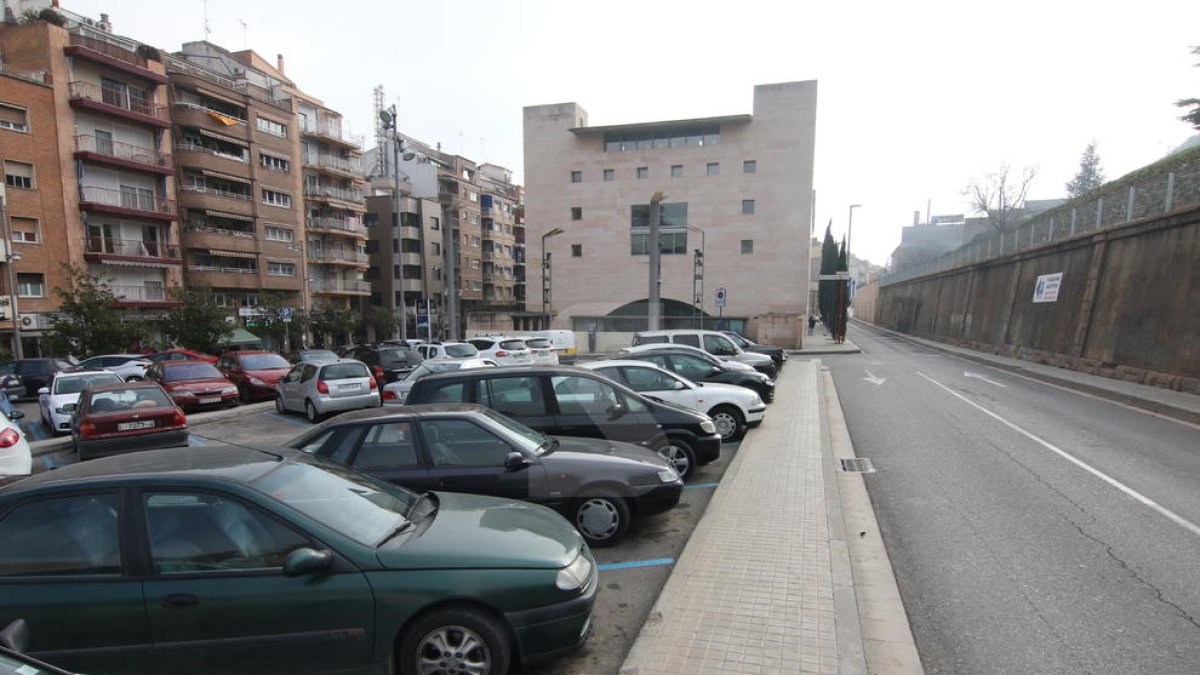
[569,114,752,135]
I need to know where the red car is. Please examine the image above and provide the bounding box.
[217,350,292,402]
[146,348,218,364]
[146,360,239,412]
[71,381,189,460]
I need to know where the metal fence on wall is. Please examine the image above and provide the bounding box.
[881,165,1200,286]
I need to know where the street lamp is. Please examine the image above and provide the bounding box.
[647,191,666,330]
[541,227,564,328]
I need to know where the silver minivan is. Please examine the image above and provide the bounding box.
[275,359,380,422]
[631,330,777,377]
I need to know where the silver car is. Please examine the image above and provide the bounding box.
[468,336,534,366]
[274,359,380,422]
[518,336,560,365]
[381,358,499,405]
[38,369,124,434]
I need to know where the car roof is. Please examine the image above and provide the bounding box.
[85,353,145,360]
[413,364,591,384]
[312,402,490,426]
[584,359,668,370]
[56,368,119,377]
[84,380,163,393]
[160,359,216,367]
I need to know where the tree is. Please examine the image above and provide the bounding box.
[963,163,1040,232]
[366,304,400,341]
[817,223,839,324]
[310,306,359,348]
[1065,142,1105,198]
[1177,46,1200,130]
[46,265,145,357]
[159,286,230,355]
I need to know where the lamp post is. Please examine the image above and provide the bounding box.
[0,186,20,358]
[686,224,705,328]
[647,191,666,330]
[380,105,407,342]
[540,227,563,328]
[839,204,861,343]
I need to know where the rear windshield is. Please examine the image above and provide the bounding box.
[634,335,669,345]
[499,340,528,350]
[163,364,223,381]
[523,338,552,349]
[444,343,477,357]
[320,363,370,381]
[300,350,338,361]
[88,387,172,410]
[54,372,122,395]
[240,354,290,370]
[378,349,420,369]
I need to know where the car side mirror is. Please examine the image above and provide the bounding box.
[708,366,723,376]
[0,618,29,653]
[505,452,531,471]
[607,404,628,419]
[7,410,24,420]
[283,547,333,577]
[37,387,49,396]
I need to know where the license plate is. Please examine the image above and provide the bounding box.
[118,420,154,431]
[338,383,361,391]
[199,396,221,404]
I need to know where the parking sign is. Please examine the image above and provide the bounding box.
[715,287,727,308]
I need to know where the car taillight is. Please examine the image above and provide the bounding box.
[317,380,330,394]
[369,378,378,390]
[0,428,19,448]
[373,365,384,378]
[496,351,508,357]
[172,410,188,428]
[79,421,97,438]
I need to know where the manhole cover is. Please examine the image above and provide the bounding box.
[840,457,875,473]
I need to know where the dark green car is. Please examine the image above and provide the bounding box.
[0,446,596,675]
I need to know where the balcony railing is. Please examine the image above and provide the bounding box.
[79,186,175,215]
[172,101,248,125]
[307,250,369,264]
[302,122,363,147]
[76,134,170,168]
[68,81,169,122]
[163,57,292,112]
[184,223,255,238]
[306,217,367,236]
[179,184,253,201]
[86,237,181,259]
[309,154,363,174]
[110,285,168,302]
[174,142,248,163]
[304,185,364,204]
[190,265,259,275]
[68,32,148,69]
[310,278,371,293]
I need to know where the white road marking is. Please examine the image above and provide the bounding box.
[917,371,1200,539]
[863,370,887,386]
[964,371,1007,387]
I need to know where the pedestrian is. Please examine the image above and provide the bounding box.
[807,315,817,336]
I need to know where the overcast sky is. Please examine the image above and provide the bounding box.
[62,0,1200,266]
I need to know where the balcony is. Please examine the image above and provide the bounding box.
[108,285,181,309]
[75,134,173,175]
[79,186,176,222]
[65,32,168,84]
[304,184,365,206]
[68,81,170,128]
[310,278,371,295]
[301,122,362,149]
[307,250,369,265]
[305,154,363,178]
[85,237,183,267]
[179,184,253,202]
[306,217,367,238]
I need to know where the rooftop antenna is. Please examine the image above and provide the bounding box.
[202,0,211,39]
[238,19,248,49]
[373,85,388,176]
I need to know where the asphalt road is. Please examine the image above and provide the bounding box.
[826,323,1200,674]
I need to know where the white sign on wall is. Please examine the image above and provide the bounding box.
[1032,272,1063,303]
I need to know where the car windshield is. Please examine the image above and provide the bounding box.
[725,333,749,347]
[444,343,477,357]
[251,460,416,546]
[240,354,290,370]
[482,408,549,454]
[499,339,528,351]
[378,349,420,369]
[524,338,553,349]
[320,363,370,381]
[53,373,121,395]
[88,386,172,410]
[300,350,338,361]
[163,364,223,381]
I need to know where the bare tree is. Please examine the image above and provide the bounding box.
[963,163,1039,232]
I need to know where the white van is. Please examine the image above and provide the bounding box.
[531,329,578,363]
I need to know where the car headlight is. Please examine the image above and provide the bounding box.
[555,553,594,591]
[699,419,717,435]
[248,377,266,386]
[751,395,763,406]
[222,386,238,395]
[657,466,679,483]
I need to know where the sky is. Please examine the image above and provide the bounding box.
[57,0,1200,267]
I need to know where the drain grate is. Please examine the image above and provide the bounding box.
[840,457,875,473]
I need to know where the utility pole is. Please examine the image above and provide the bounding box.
[380,105,406,342]
[648,191,665,330]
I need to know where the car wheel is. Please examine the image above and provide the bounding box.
[657,440,695,479]
[572,494,631,547]
[275,395,287,415]
[398,606,511,675]
[305,399,321,423]
[708,404,746,442]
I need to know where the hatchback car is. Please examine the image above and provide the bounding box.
[382,358,499,405]
[0,402,30,480]
[146,361,239,413]
[343,345,424,386]
[0,446,595,675]
[415,341,480,361]
[289,404,682,546]
[584,360,765,441]
[632,329,778,377]
[275,359,380,422]
[217,351,292,402]
[721,331,787,370]
[518,336,560,365]
[37,369,124,435]
[75,353,153,381]
[617,345,777,402]
[0,359,73,400]
[70,381,189,460]
[468,336,534,366]
[288,348,339,364]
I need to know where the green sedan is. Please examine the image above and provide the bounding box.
[0,446,596,675]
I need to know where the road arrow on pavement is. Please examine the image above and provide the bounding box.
[964,371,1007,387]
[863,370,887,386]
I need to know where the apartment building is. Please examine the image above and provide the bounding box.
[522,81,818,348]
[0,15,183,355]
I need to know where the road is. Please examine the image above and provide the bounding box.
[826,323,1200,674]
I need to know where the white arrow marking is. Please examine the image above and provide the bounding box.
[863,370,887,386]
[964,371,1007,387]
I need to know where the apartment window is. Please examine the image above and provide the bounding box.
[469,214,480,225]
[741,239,754,254]
[470,236,480,247]
[17,273,44,298]
[572,244,582,257]
[431,217,440,230]
[267,261,296,276]
[470,280,482,292]
[10,217,39,243]
[636,167,648,180]
[570,207,582,221]
[0,103,28,132]
[570,171,582,183]
[260,153,289,173]
[256,116,287,137]
[262,189,292,208]
[3,161,33,189]
[468,191,479,202]
[603,169,615,182]
[393,265,401,280]
[212,292,230,308]
[470,258,481,269]
[392,239,400,254]
[743,160,757,173]
[265,226,294,242]
[432,266,442,281]
[630,232,688,256]
[432,242,441,255]
[670,165,683,178]
[707,163,719,176]
[742,199,756,215]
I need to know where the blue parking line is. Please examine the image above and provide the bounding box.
[25,421,47,442]
[683,482,720,490]
[265,412,311,429]
[188,435,208,446]
[597,558,675,572]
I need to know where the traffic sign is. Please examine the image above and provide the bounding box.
[279,307,293,323]
[715,287,727,308]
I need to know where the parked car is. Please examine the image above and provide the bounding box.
[37,369,124,435]
[406,365,722,478]
[616,345,777,402]
[288,348,339,364]
[0,446,595,675]
[70,381,189,460]
[631,329,778,377]
[217,350,292,402]
[721,330,787,370]
[74,353,153,381]
[583,360,765,441]
[469,336,534,366]
[146,348,218,363]
[415,341,480,361]
[530,329,578,364]
[519,335,560,365]
[275,359,380,422]
[0,359,73,400]
[0,396,30,479]
[382,358,499,405]
[0,374,23,401]
[146,360,239,413]
[343,345,424,387]
[289,404,682,546]
[1,620,79,675]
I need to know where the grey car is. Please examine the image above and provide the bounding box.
[274,359,381,422]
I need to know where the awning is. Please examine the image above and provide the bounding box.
[217,328,262,346]
[208,249,258,260]
[204,209,254,223]
[198,128,249,147]
[200,169,252,185]
[99,259,175,269]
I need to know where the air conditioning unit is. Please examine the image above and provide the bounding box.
[19,315,37,329]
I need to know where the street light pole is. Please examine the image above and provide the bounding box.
[540,227,563,329]
[686,224,705,328]
[648,191,665,330]
[0,187,21,359]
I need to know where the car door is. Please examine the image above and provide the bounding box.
[549,373,660,445]
[277,365,303,410]
[474,375,556,431]
[342,420,435,493]
[138,489,375,675]
[417,417,544,501]
[599,365,698,411]
[0,491,155,675]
